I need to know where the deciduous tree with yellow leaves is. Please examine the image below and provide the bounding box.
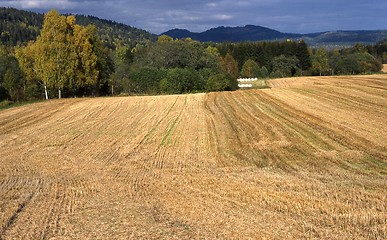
[16,9,102,99]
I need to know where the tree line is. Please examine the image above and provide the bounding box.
[212,40,383,78]
[0,9,385,103]
[110,35,238,94]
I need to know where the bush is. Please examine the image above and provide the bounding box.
[128,67,167,94]
[159,77,171,93]
[257,66,269,78]
[160,68,204,94]
[0,100,13,108]
[0,86,10,101]
[198,68,216,82]
[337,53,382,75]
[206,74,238,92]
[24,81,44,100]
[269,70,283,79]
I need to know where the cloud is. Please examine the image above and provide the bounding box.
[0,0,386,34]
[206,3,217,8]
[213,14,233,21]
[2,0,79,10]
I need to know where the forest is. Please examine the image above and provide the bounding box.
[0,8,386,103]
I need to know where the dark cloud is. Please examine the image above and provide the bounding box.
[1,0,386,34]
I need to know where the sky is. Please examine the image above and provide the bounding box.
[1,0,386,34]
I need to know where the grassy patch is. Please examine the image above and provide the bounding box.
[253,79,270,89]
[0,100,43,111]
[0,100,13,109]
[239,79,271,89]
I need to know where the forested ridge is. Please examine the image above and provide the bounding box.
[0,7,42,46]
[0,7,156,47]
[0,8,385,105]
[163,25,387,47]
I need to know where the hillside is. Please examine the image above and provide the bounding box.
[0,75,386,239]
[163,25,301,42]
[0,7,157,47]
[163,25,387,47]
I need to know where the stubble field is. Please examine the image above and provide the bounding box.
[0,75,386,239]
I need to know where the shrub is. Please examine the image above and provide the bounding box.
[269,70,283,79]
[206,74,238,92]
[258,66,269,78]
[0,86,10,101]
[0,99,13,107]
[128,67,167,93]
[160,68,204,94]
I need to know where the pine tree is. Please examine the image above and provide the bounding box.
[296,40,311,75]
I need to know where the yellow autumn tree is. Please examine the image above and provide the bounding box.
[73,24,99,88]
[15,41,38,83]
[241,59,260,78]
[220,53,239,79]
[15,9,101,99]
[35,10,76,97]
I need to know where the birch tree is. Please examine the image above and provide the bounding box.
[34,10,76,98]
[15,10,101,99]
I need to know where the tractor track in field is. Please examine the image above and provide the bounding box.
[0,193,35,239]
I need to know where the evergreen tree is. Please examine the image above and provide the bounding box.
[296,40,311,75]
[0,53,23,101]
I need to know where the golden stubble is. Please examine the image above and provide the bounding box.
[0,75,386,239]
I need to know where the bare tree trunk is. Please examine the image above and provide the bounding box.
[58,88,61,99]
[44,85,49,100]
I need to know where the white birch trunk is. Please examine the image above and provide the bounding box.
[44,85,49,100]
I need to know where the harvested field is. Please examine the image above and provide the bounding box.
[0,75,386,239]
[382,64,387,73]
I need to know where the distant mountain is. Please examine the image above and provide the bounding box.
[162,25,387,47]
[303,30,387,47]
[0,7,157,47]
[163,29,200,40]
[163,25,300,42]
